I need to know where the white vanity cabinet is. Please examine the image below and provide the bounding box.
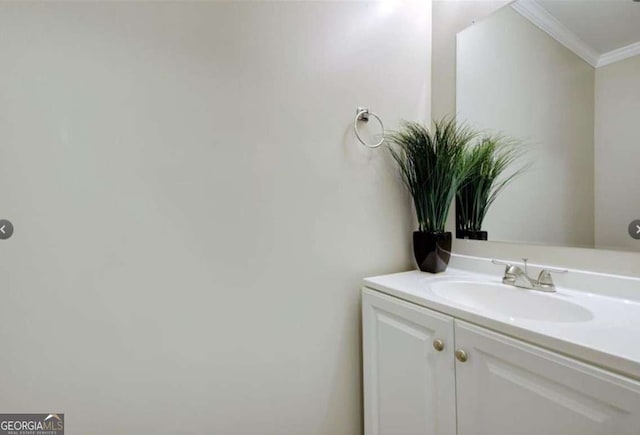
[455,320,640,435]
[363,288,640,435]
[362,289,457,435]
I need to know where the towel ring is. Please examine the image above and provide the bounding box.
[354,107,385,149]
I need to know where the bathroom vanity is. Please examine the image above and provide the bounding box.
[362,268,640,435]
[363,1,640,433]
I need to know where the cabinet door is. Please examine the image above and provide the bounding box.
[455,320,640,435]
[362,288,456,435]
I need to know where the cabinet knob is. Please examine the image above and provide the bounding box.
[455,349,468,363]
[433,339,445,352]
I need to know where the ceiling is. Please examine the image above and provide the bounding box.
[511,0,640,67]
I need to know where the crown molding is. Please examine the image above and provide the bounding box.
[511,0,600,68]
[511,0,640,68]
[598,40,640,67]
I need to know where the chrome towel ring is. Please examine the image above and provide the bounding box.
[354,106,385,149]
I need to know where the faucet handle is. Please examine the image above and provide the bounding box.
[492,259,520,285]
[537,268,568,290]
[541,266,568,274]
[491,259,511,267]
[491,259,513,275]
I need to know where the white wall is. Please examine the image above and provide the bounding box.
[456,6,595,247]
[595,55,640,251]
[0,2,430,433]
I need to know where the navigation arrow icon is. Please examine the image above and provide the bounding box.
[630,220,640,240]
[0,220,13,239]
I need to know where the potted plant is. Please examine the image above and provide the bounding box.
[388,118,475,273]
[456,135,526,240]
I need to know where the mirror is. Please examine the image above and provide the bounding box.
[456,0,640,252]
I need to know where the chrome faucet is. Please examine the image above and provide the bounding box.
[492,258,567,293]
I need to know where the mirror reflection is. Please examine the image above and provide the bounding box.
[456,0,640,252]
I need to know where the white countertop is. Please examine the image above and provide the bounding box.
[364,268,640,381]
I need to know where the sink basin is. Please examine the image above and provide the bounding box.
[430,281,594,323]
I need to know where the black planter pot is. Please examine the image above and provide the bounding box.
[456,230,488,240]
[413,231,452,273]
